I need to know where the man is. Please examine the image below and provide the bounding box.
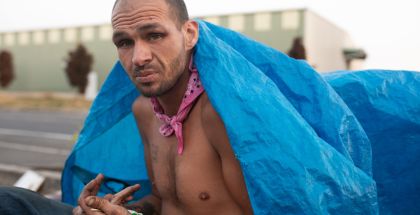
[0,0,383,214]
[74,0,253,214]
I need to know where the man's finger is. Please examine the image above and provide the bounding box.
[83,174,104,196]
[125,196,134,202]
[86,196,129,215]
[110,184,140,204]
[79,173,104,204]
[78,174,104,214]
[103,194,114,202]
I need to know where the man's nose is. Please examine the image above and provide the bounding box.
[132,42,152,66]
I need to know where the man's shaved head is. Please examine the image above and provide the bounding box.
[113,0,189,26]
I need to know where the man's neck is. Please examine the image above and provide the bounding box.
[156,66,191,116]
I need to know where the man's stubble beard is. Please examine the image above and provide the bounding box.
[140,49,188,98]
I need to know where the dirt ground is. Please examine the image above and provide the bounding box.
[0,92,92,112]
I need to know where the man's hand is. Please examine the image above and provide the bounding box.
[82,196,133,215]
[73,173,104,215]
[73,173,141,215]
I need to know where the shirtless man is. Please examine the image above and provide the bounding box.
[74,0,253,214]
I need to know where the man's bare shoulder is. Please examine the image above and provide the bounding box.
[199,93,230,150]
[132,96,153,124]
[199,93,220,127]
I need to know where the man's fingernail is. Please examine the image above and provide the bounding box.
[86,197,95,206]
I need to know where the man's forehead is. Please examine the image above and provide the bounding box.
[112,0,169,14]
[111,0,182,31]
[111,0,170,25]
[111,0,173,28]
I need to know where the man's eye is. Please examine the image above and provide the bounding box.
[149,33,163,41]
[116,40,133,48]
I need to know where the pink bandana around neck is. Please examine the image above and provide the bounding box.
[150,57,204,155]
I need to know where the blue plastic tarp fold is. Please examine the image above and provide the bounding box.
[62,20,417,214]
[324,70,420,214]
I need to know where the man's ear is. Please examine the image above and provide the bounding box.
[183,20,199,51]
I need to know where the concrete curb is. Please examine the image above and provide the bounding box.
[0,163,62,195]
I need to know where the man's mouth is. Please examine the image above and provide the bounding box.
[134,70,158,84]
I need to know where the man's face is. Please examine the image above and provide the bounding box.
[111,0,197,97]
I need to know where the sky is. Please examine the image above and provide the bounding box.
[0,0,419,71]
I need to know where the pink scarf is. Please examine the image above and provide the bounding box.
[150,58,204,155]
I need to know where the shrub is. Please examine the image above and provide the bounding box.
[64,44,94,94]
[288,37,307,60]
[0,50,15,88]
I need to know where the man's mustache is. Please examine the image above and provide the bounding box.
[134,65,159,76]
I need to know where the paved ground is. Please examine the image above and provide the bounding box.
[0,109,86,169]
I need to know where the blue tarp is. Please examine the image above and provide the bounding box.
[324,70,420,214]
[62,20,419,214]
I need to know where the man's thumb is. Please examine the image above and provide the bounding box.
[85,196,104,208]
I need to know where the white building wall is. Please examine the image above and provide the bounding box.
[304,11,350,72]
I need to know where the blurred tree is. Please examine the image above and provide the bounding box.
[0,50,15,88]
[288,37,307,60]
[65,44,94,94]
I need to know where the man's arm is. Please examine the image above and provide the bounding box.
[201,94,253,214]
[129,97,162,214]
[123,141,161,215]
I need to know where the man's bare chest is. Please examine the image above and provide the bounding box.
[146,120,230,207]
